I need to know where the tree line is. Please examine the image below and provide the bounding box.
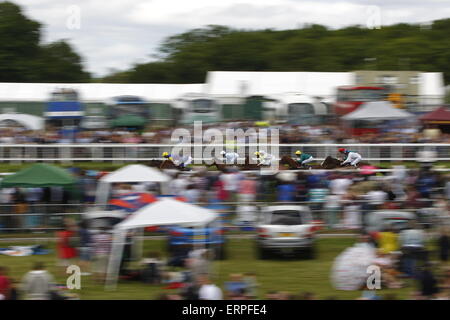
[102,21,450,85]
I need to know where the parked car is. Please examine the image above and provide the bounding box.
[365,210,416,241]
[255,205,317,259]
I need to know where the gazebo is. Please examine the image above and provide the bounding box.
[419,106,450,133]
[0,163,76,187]
[105,198,217,289]
[342,101,415,135]
[95,164,171,206]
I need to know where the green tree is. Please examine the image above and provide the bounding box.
[34,40,90,82]
[0,1,41,81]
[99,19,450,85]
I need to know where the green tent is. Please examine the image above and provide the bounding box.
[111,114,147,128]
[0,163,76,188]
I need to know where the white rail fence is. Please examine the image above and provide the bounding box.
[0,143,448,164]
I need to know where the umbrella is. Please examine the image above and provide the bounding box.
[331,243,377,290]
[109,192,157,213]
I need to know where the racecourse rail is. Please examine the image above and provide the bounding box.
[0,143,448,163]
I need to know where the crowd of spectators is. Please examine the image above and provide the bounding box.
[0,163,449,300]
[0,121,449,144]
[0,154,449,300]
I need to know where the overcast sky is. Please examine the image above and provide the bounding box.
[13,0,450,77]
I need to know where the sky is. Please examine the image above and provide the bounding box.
[13,0,450,77]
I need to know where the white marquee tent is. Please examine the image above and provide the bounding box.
[0,113,44,130]
[105,198,217,288]
[0,83,205,103]
[205,71,355,102]
[342,101,415,121]
[95,164,171,205]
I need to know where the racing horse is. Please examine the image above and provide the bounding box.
[158,159,191,170]
[320,156,371,169]
[147,159,179,170]
[279,155,301,169]
[320,156,342,169]
[279,155,325,170]
[208,156,260,171]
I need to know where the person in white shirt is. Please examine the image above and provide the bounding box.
[219,151,239,165]
[365,186,388,209]
[399,222,426,277]
[197,274,223,300]
[220,172,240,194]
[169,174,189,196]
[21,262,56,300]
[329,176,353,195]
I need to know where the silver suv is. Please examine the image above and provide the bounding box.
[255,205,316,259]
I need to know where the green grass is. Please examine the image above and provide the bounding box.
[0,237,421,300]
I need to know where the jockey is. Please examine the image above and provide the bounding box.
[219,150,239,165]
[295,150,314,168]
[255,150,274,166]
[338,148,362,167]
[162,152,193,168]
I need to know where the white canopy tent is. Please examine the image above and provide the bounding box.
[0,83,205,103]
[205,71,355,102]
[0,113,44,130]
[342,101,415,121]
[105,198,217,288]
[95,164,171,205]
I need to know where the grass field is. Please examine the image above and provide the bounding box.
[0,237,422,300]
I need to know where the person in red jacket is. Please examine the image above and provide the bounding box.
[56,220,78,273]
[0,266,12,300]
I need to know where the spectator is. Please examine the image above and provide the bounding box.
[25,187,43,228]
[373,250,403,289]
[243,272,258,299]
[187,248,211,282]
[342,195,362,230]
[56,220,78,273]
[78,220,92,276]
[324,193,341,229]
[224,274,247,298]
[0,266,12,300]
[277,182,296,202]
[308,182,329,220]
[185,184,201,203]
[417,263,439,299]
[92,227,113,283]
[365,184,388,211]
[378,226,399,254]
[437,227,450,263]
[140,252,164,284]
[238,175,257,203]
[399,221,426,277]
[21,262,55,300]
[197,274,223,300]
[329,174,352,196]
